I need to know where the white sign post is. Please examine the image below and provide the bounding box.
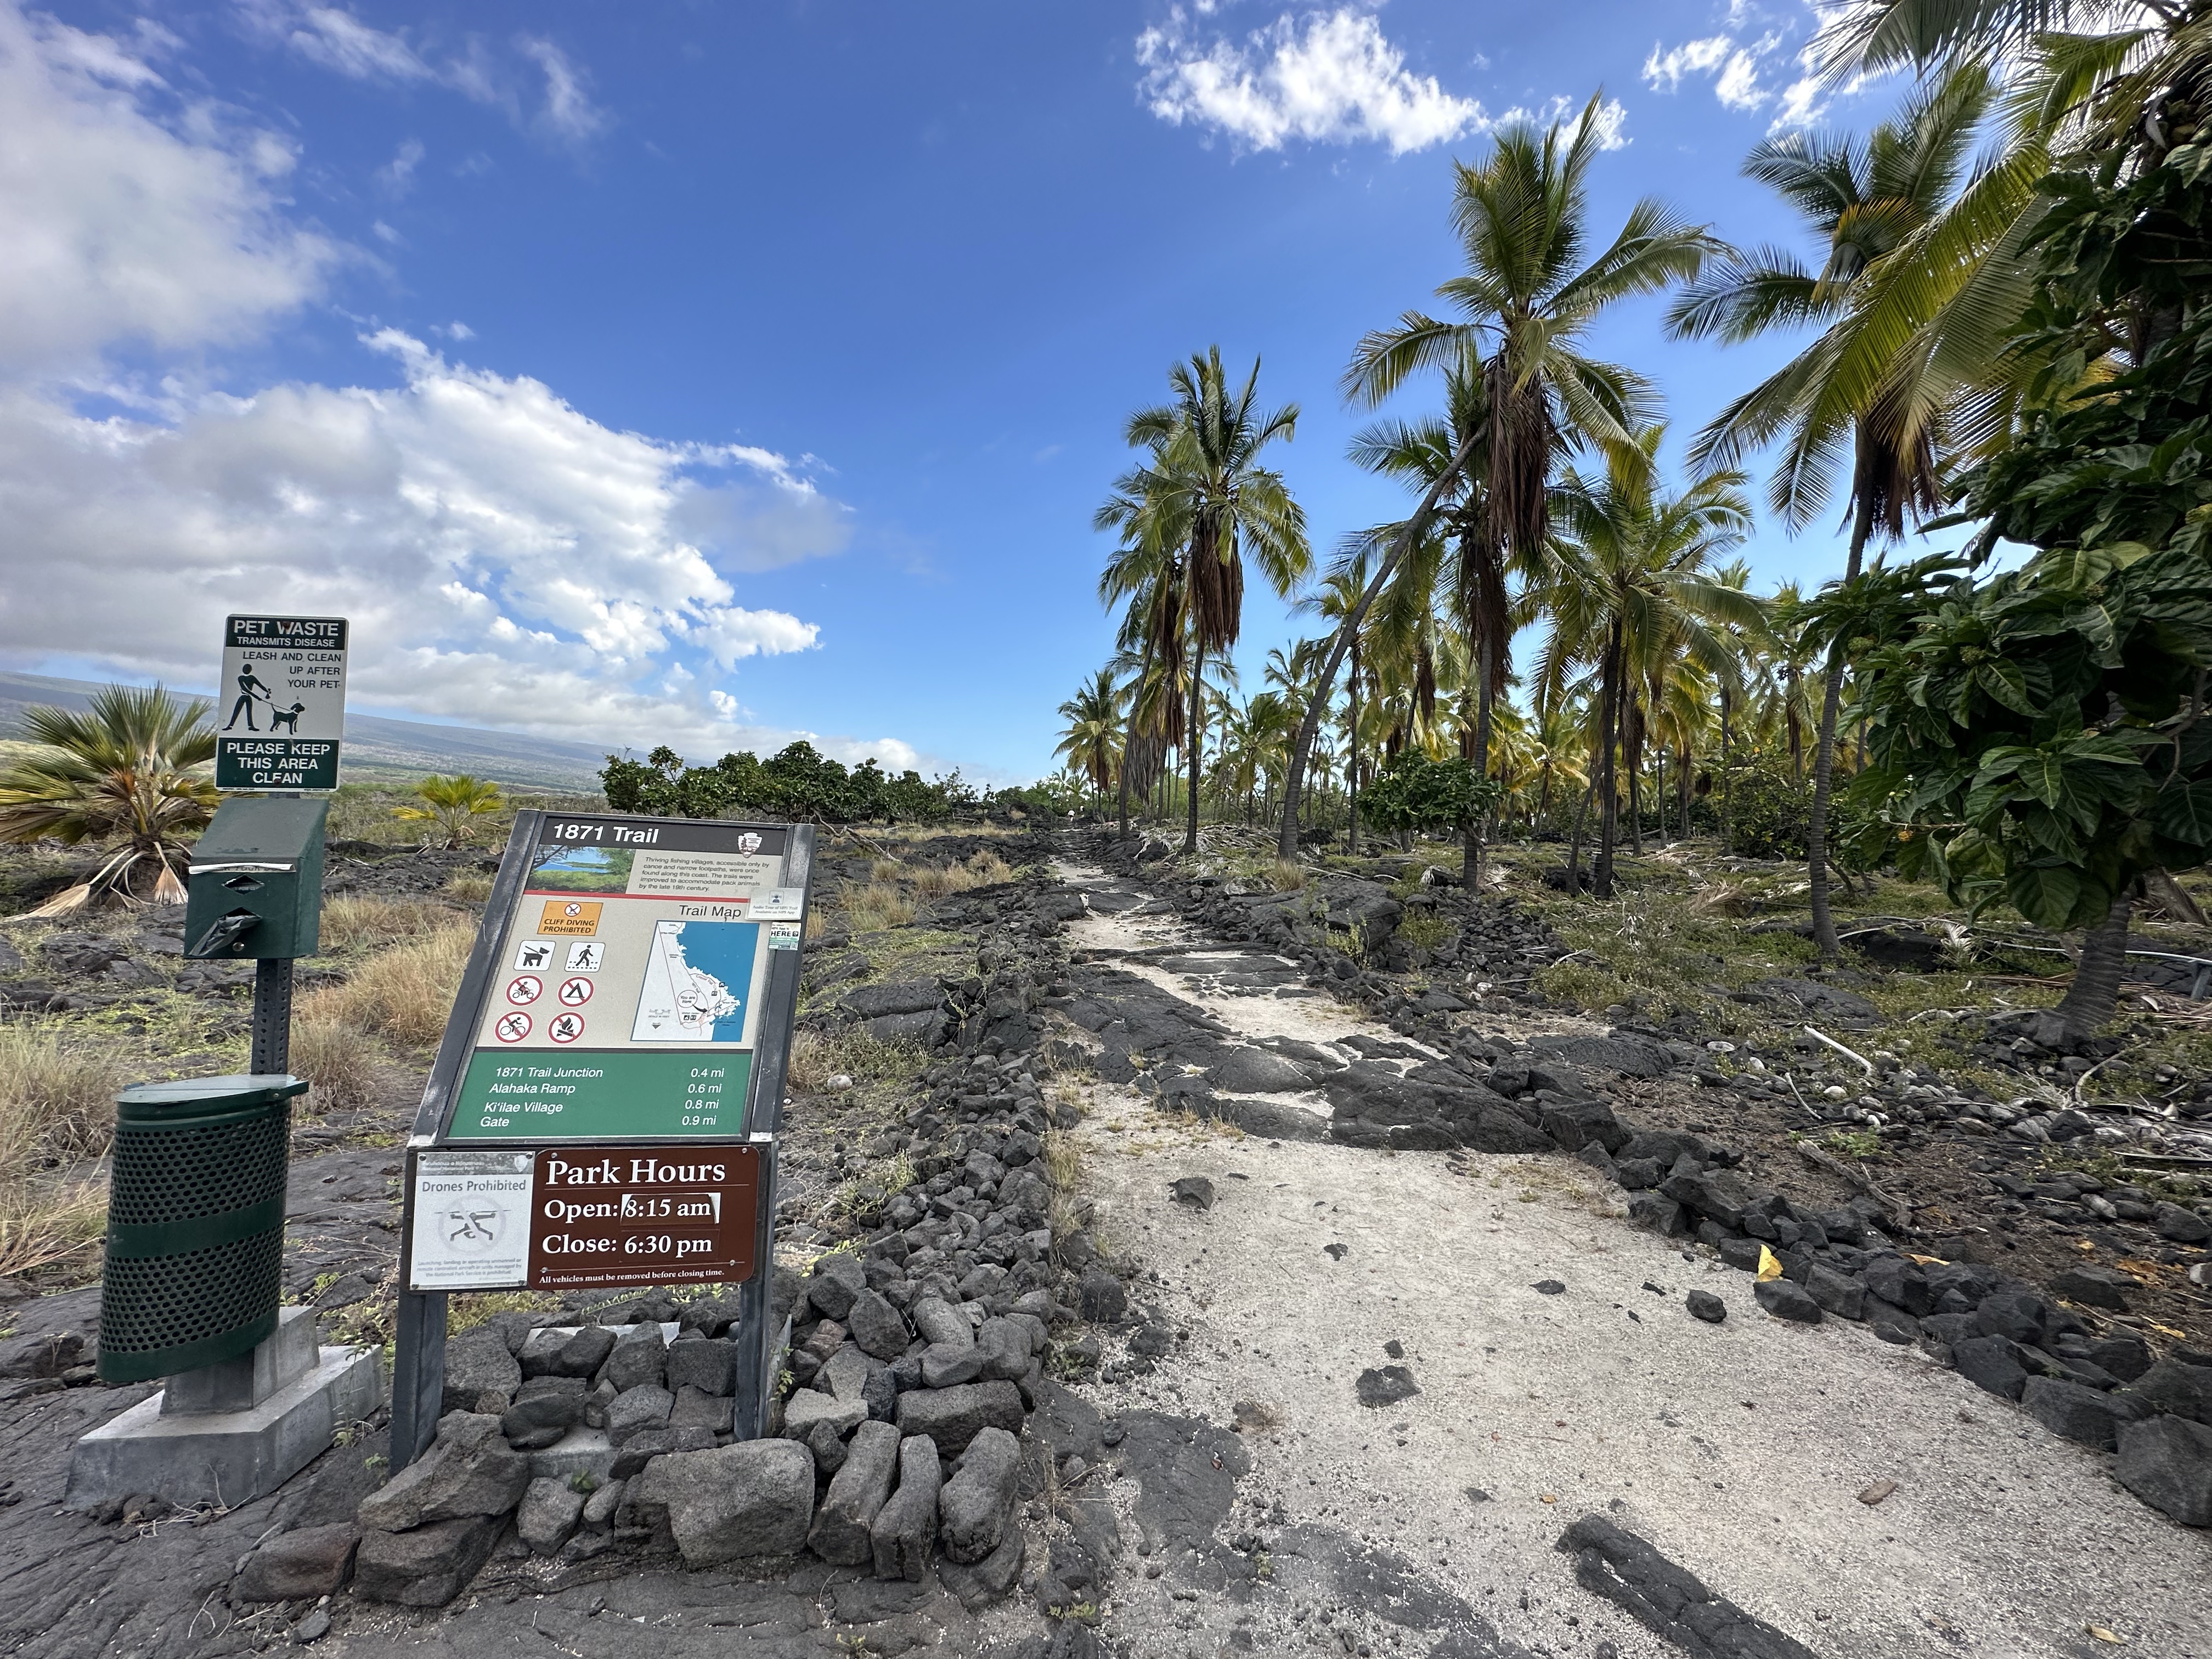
[215,614,348,791]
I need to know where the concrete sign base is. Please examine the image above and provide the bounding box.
[66,1317,382,1511]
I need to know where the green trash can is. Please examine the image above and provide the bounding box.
[96,1075,308,1384]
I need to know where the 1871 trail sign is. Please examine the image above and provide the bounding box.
[215,614,349,790]
[388,809,814,1464]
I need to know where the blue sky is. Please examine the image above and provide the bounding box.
[0,1,1905,782]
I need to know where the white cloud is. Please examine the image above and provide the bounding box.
[0,4,336,374]
[376,136,424,195]
[1136,6,1488,154]
[1641,22,1839,129]
[517,38,607,144]
[238,3,611,150]
[0,1,908,769]
[1642,35,1730,92]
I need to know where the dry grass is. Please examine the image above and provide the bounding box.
[300,923,473,1046]
[442,870,495,904]
[0,1177,107,1280]
[0,1020,131,1178]
[319,894,460,953]
[290,1015,381,1115]
[1267,860,1307,893]
[911,850,1015,898]
[1042,1128,1084,1241]
[842,881,917,933]
[787,1028,928,1094]
[0,1022,133,1280]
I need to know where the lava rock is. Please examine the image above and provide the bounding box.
[2022,1378,2152,1452]
[356,1413,530,1532]
[847,1289,911,1362]
[1752,1279,1821,1324]
[1950,1336,2032,1402]
[1076,1267,1127,1323]
[2153,1203,2211,1245]
[871,1432,944,1581]
[521,1325,617,1380]
[2121,1357,2212,1425]
[665,1338,735,1397]
[1170,1176,1216,1211]
[808,1252,870,1320]
[939,1425,1022,1565]
[517,1477,587,1556]
[810,1419,902,1565]
[633,1440,815,1566]
[596,1323,667,1393]
[1355,1365,1420,1407]
[2115,1414,2212,1527]
[895,1379,1024,1455]
[1686,1291,1726,1325]
[233,1523,360,1602]
[605,1383,674,1446]
[784,1387,868,1441]
[1805,1265,1866,1321]
[440,1329,522,1415]
[354,1514,503,1606]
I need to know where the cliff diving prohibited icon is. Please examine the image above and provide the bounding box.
[557,977,594,1007]
[506,975,543,1005]
[548,1012,586,1044]
[495,1012,532,1043]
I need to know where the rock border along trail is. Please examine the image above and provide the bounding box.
[1047,855,2211,1659]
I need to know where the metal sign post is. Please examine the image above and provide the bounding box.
[390,811,814,1466]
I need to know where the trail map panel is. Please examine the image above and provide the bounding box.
[215,614,349,790]
[444,816,793,1141]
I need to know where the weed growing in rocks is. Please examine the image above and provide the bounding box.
[298,924,472,1047]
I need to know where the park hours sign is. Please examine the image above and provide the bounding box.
[215,614,348,791]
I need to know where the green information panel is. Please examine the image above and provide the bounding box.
[435,814,807,1144]
[446,1049,753,1139]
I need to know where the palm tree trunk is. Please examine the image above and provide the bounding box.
[1720,690,1734,856]
[1185,646,1206,856]
[1348,642,1362,856]
[1809,488,1877,958]
[1655,749,1668,843]
[1278,424,1485,857]
[2056,892,2134,1041]
[1625,698,1644,856]
[1567,780,1594,892]
[1466,637,1494,893]
[1595,622,1623,900]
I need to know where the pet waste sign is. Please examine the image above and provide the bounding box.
[215,614,348,790]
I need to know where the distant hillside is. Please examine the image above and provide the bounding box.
[0,670,611,791]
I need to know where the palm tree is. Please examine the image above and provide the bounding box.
[1054,669,1123,814]
[0,684,219,913]
[393,774,507,848]
[1294,566,1370,850]
[1532,430,1759,896]
[1278,95,1721,856]
[1117,347,1310,854]
[1667,64,2013,954]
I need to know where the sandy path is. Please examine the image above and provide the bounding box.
[1052,863,2212,1659]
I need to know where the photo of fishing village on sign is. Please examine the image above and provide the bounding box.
[0,4,2209,1656]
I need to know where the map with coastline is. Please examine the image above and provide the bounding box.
[631,920,758,1043]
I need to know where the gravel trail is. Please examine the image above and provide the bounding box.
[1049,860,2212,1659]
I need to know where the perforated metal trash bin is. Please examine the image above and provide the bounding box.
[95,1075,307,1384]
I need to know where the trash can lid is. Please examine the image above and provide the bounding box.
[118,1073,310,1109]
